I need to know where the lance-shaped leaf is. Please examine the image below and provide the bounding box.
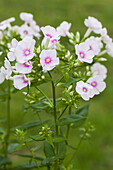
[57,104,89,126]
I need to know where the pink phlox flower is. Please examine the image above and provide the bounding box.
[84,16,102,34]
[0,17,15,30]
[15,37,36,63]
[75,42,95,63]
[56,21,71,37]
[13,74,30,90]
[15,61,33,74]
[76,80,94,101]
[42,35,60,49]
[85,36,103,55]
[101,28,112,44]
[39,49,59,72]
[41,25,58,39]
[7,38,18,61]
[105,42,113,57]
[91,62,107,80]
[18,24,34,39]
[20,12,33,24]
[87,76,106,97]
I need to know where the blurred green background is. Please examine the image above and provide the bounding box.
[0,0,113,169]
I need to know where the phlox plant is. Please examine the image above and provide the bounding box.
[0,13,113,170]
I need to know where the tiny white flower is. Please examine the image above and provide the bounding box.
[18,24,34,39]
[41,25,58,39]
[87,76,106,97]
[13,75,30,90]
[15,37,35,63]
[84,16,102,34]
[106,42,113,57]
[75,42,94,63]
[56,21,71,37]
[101,28,112,44]
[76,81,93,101]
[15,61,33,74]
[39,49,59,72]
[85,36,103,55]
[7,38,18,61]
[0,67,6,84]
[91,62,107,80]
[20,12,33,24]
[0,17,15,30]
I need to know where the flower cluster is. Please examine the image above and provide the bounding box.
[0,13,112,101]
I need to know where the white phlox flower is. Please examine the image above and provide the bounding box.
[76,81,94,101]
[41,25,59,39]
[15,37,35,63]
[84,16,102,34]
[30,20,41,39]
[15,61,33,74]
[91,62,107,80]
[18,24,34,39]
[75,42,95,63]
[39,49,59,72]
[56,21,71,37]
[13,75,30,90]
[101,28,112,44]
[85,36,103,55]
[106,42,113,57]
[0,17,15,30]
[87,76,106,97]
[42,35,60,49]
[7,38,18,61]
[0,58,12,84]
[20,12,33,24]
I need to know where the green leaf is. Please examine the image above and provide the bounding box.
[41,154,63,166]
[46,136,54,148]
[57,104,89,126]
[59,142,66,156]
[8,143,23,153]
[53,136,67,143]
[57,77,82,87]
[10,162,42,170]
[31,144,42,152]
[11,119,50,132]
[16,153,44,161]
[44,141,55,158]
[0,156,12,166]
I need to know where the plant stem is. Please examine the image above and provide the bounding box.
[58,105,68,120]
[66,107,71,143]
[35,86,53,107]
[25,142,40,170]
[66,127,89,166]
[5,81,11,156]
[48,72,59,170]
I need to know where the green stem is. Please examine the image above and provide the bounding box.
[48,72,59,170]
[66,127,89,166]
[58,105,68,120]
[25,142,40,170]
[66,107,71,142]
[35,86,53,107]
[5,81,11,155]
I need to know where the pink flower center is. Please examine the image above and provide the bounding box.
[83,87,88,93]
[45,56,52,64]
[46,34,53,38]
[89,45,93,50]
[79,52,85,58]
[22,76,29,84]
[24,49,31,56]
[23,61,31,68]
[51,39,58,44]
[91,81,97,87]
[23,30,28,35]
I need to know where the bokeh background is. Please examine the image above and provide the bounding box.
[0,0,113,169]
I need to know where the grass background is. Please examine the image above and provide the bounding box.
[0,0,113,169]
